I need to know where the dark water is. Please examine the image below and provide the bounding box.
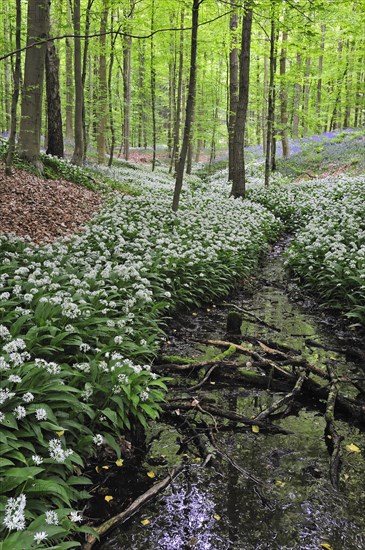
[100,244,365,550]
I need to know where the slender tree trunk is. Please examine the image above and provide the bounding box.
[18,0,50,171]
[228,1,238,182]
[303,57,311,134]
[97,1,109,164]
[316,24,325,132]
[170,9,184,174]
[137,42,146,149]
[230,2,253,198]
[292,53,302,138]
[150,0,157,171]
[264,14,276,187]
[4,8,11,132]
[354,58,363,127]
[45,39,64,157]
[5,0,21,176]
[280,30,289,159]
[172,0,201,212]
[81,0,93,158]
[65,2,73,141]
[263,53,268,153]
[108,14,116,167]
[71,0,84,165]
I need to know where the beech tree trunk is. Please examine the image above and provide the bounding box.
[65,2,73,141]
[97,2,108,164]
[229,1,253,198]
[5,0,21,176]
[170,9,184,174]
[228,2,239,182]
[71,0,84,165]
[151,0,157,171]
[46,39,64,157]
[280,30,289,159]
[264,14,276,187]
[18,0,50,170]
[172,0,201,212]
[316,24,325,132]
[292,53,302,138]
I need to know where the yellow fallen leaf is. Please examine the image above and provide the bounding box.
[252,425,260,434]
[104,495,113,502]
[320,544,334,550]
[147,471,155,478]
[275,480,285,487]
[141,518,150,526]
[56,430,64,437]
[95,466,100,473]
[102,465,109,470]
[213,514,221,521]
[115,458,124,467]
[346,443,361,453]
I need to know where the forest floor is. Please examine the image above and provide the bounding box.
[0,160,102,243]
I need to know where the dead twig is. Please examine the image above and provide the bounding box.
[83,465,184,550]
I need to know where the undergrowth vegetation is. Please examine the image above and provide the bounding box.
[0,162,281,548]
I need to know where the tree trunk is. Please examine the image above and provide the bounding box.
[82,0,94,158]
[228,1,238,182]
[5,0,21,176]
[303,56,311,134]
[229,2,253,198]
[292,53,302,138]
[170,9,184,174]
[65,2,73,141]
[150,0,157,171]
[97,1,109,164]
[18,0,50,171]
[316,24,325,132]
[108,14,116,167]
[45,39,64,157]
[71,0,84,165]
[172,0,201,212]
[280,30,289,159]
[264,13,276,187]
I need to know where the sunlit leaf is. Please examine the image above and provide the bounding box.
[251,425,260,433]
[213,514,221,521]
[320,543,334,550]
[56,430,65,437]
[346,443,361,453]
[147,471,155,478]
[104,495,113,502]
[141,519,150,526]
[115,458,124,467]
[102,465,109,469]
[275,480,285,487]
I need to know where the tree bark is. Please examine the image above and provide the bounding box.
[292,53,302,138]
[170,9,184,174]
[264,13,276,187]
[316,24,325,132]
[229,1,253,198]
[151,0,157,171]
[45,39,64,157]
[172,0,201,212]
[97,1,109,164]
[65,2,73,141]
[18,0,50,171]
[5,0,21,176]
[280,30,289,159]
[228,1,238,182]
[71,0,84,165]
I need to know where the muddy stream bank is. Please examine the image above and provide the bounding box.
[95,241,365,550]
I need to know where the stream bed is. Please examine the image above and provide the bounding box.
[99,242,365,550]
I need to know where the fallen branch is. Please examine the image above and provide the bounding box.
[83,465,184,550]
[324,366,343,490]
[253,370,307,422]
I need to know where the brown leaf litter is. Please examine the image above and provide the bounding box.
[0,162,103,244]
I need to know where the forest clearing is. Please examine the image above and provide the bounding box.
[0,0,365,548]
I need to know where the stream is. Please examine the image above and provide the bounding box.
[98,241,365,550]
